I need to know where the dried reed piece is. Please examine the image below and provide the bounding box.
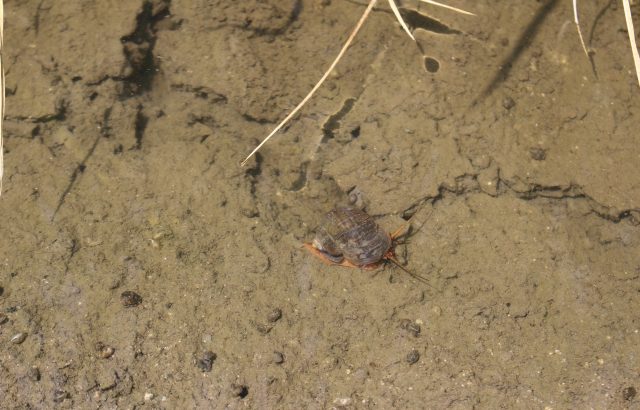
[621,0,640,86]
[572,0,590,58]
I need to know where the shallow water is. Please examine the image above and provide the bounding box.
[1,0,639,408]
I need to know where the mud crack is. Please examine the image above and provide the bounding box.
[401,171,639,226]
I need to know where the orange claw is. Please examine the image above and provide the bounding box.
[303,243,361,268]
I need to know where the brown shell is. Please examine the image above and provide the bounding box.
[313,207,392,266]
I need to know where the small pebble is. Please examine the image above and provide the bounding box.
[502,96,516,110]
[144,392,154,401]
[623,386,637,401]
[28,367,41,382]
[399,319,421,337]
[0,286,4,296]
[196,351,217,372]
[406,349,420,364]
[273,352,284,364]
[256,323,273,334]
[231,383,249,398]
[0,312,8,325]
[11,332,27,344]
[53,390,69,403]
[333,397,352,407]
[96,342,115,359]
[267,308,282,323]
[121,291,142,307]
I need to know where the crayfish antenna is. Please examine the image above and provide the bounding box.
[386,256,437,291]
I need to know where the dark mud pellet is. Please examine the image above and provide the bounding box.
[273,352,284,364]
[0,313,7,325]
[232,384,249,399]
[11,332,27,344]
[28,367,41,382]
[196,351,217,372]
[121,291,142,307]
[267,308,282,323]
[406,349,420,365]
[623,386,637,401]
[529,147,547,161]
[399,319,421,337]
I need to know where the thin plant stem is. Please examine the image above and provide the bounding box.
[387,0,415,40]
[621,0,640,86]
[418,0,475,16]
[573,0,590,58]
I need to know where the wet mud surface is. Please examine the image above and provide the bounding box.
[1,0,639,408]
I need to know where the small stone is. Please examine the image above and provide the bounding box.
[0,313,8,325]
[196,351,217,372]
[144,392,154,401]
[529,147,547,161]
[28,367,41,382]
[399,319,421,337]
[502,96,516,110]
[11,332,27,344]
[231,383,249,398]
[256,323,273,334]
[96,342,115,359]
[267,308,282,323]
[273,352,284,364]
[53,390,70,403]
[406,349,420,364]
[121,291,142,307]
[333,397,352,407]
[623,386,636,401]
[0,286,4,296]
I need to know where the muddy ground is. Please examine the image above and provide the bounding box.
[1,0,639,408]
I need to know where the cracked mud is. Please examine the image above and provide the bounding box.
[1,0,639,408]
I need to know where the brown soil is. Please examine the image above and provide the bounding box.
[1,0,639,408]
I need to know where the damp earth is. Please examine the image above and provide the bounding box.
[1,0,639,408]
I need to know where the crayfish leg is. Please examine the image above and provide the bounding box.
[389,224,410,240]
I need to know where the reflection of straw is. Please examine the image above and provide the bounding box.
[240,0,474,167]
[621,0,640,86]
[0,1,4,196]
